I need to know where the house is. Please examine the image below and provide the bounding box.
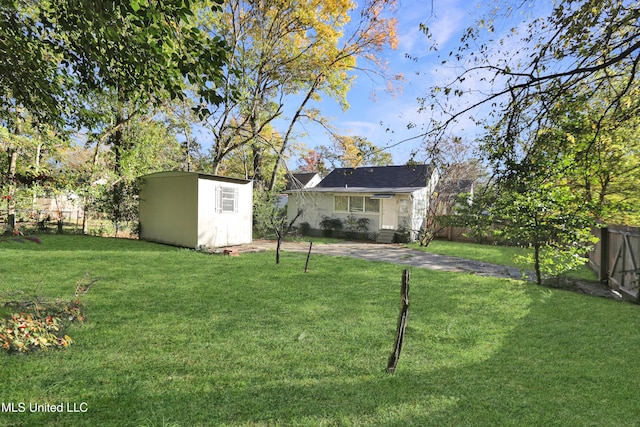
[139,171,253,248]
[34,193,84,224]
[276,172,323,209]
[286,165,439,242]
[284,172,323,191]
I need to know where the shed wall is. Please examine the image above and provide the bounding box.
[197,179,253,247]
[139,174,198,247]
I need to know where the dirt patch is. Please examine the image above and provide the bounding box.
[545,278,626,301]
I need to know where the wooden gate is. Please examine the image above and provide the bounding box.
[589,226,640,302]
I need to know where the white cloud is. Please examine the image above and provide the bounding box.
[339,120,381,137]
[397,1,467,59]
[423,9,466,49]
[286,0,554,166]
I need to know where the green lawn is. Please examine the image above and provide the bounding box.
[408,239,598,281]
[1,235,639,426]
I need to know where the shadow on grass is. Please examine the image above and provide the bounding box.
[13,297,639,426]
[128,291,638,426]
[0,234,179,252]
[3,251,640,426]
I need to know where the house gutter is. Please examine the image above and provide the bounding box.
[284,187,423,194]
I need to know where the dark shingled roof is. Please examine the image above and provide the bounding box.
[317,165,432,189]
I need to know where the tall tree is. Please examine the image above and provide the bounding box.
[89,115,183,236]
[1,0,231,233]
[413,0,640,263]
[1,0,229,126]
[552,91,640,225]
[295,149,327,174]
[319,135,393,168]
[420,0,640,144]
[0,119,67,228]
[0,1,67,126]
[196,0,399,189]
[477,81,640,225]
[213,124,288,184]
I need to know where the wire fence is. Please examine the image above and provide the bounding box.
[1,209,136,238]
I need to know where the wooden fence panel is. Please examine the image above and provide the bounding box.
[589,225,640,302]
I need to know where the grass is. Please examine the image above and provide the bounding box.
[407,239,598,281]
[407,240,529,267]
[1,235,639,426]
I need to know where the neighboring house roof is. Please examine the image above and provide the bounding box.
[284,173,321,191]
[315,164,433,190]
[438,178,475,196]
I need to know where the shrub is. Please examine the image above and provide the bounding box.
[0,312,73,353]
[0,280,89,354]
[345,215,370,231]
[299,222,311,236]
[319,216,343,237]
[394,227,412,243]
[344,215,370,239]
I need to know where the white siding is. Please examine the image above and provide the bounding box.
[288,192,334,229]
[197,179,253,247]
[140,172,252,249]
[288,192,381,232]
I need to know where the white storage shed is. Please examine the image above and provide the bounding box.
[139,171,253,248]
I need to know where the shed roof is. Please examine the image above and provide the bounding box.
[316,164,433,189]
[140,171,251,185]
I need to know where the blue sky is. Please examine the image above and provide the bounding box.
[189,1,552,169]
[283,0,551,167]
[285,0,483,166]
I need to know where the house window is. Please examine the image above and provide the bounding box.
[350,196,364,212]
[398,198,410,228]
[334,196,380,213]
[335,195,349,212]
[217,186,238,213]
[365,197,380,213]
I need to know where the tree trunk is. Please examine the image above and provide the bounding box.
[534,242,542,286]
[252,145,263,184]
[7,148,18,229]
[32,143,42,211]
[387,269,410,373]
[275,228,282,264]
[82,194,89,235]
[267,76,322,191]
[111,109,126,238]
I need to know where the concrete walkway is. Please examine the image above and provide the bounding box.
[247,240,622,300]
[249,240,525,280]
